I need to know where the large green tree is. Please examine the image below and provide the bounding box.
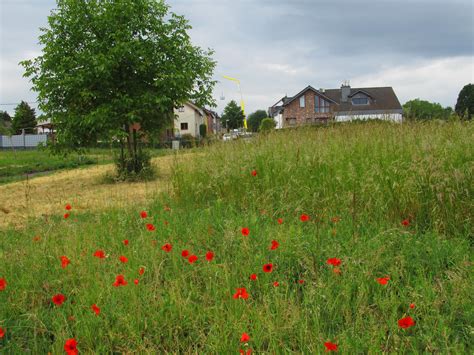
[455,84,474,119]
[21,0,216,174]
[220,100,245,130]
[403,99,451,120]
[11,101,37,134]
[247,109,268,132]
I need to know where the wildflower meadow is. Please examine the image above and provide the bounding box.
[0,121,472,353]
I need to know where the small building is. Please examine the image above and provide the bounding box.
[171,101,206,138]
[203,108,222,135]
[269,84,403,128]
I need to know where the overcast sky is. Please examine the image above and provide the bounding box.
[1,0,473,116]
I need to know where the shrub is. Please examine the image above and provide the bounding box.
[113,148,155,182]
[180,133,196,148]
[199,124,207,138]
[259,117,276,132]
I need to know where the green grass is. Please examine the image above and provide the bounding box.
[0,147,172,184]
[0,121,472,353]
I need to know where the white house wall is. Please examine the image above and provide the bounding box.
[173,103,205,137]
[335,113,402,123]
[273,113,283,129]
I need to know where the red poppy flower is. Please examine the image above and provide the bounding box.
[91,304,100,316]
[123,239,129,246]
[64,213,70,219]
[0,327,5,338]
[60,256,70,269]
[140,210,148,218]
[0,278,7,291]
[65,204,72,211]
[409,303,415,309]
[240,332,250,342]
[233,287,249,300]
[119,255,128,263]
[52,293,66,306]
[146,223,155,231]
[93,250,105,259]
[64,338,78,355]
[298,279,305,284]
[161,243,172,252]
[113,274,127,287]
[398,316,415,328]
[401,219,410,226]
[273,281,279,287]
[205,251,214,261]
[377,277,390,285]
[277,218,283,224]
[251,169,257,176]
[333,268,342,275]
[181,250,190,258]
[300,214,309,222]
[164,205,171,211]
[249,273,257,281]
[331,216,340,223]
[270,240,279,250]
[33,235,41,242]
[239,350,252,355]
[263,263,273,273]
[188,255,198,264]
[134,279,139,285]
[241,227,250,237]
[326,258,341,267]
[139,267,145,275]
[324,341,338,352]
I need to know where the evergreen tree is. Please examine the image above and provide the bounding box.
[11,101,37,134]
[221,100,245,130]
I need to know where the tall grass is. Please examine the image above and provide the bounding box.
[0,121,472,353]
[173,121,472,237]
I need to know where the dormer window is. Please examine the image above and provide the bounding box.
[299,95,305,108]
[352,97,369,105]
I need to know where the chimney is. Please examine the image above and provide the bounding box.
[319,88,325,93]
[341,81,351,102]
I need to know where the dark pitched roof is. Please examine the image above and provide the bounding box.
[323,87,402,112]
[282,85,338,106]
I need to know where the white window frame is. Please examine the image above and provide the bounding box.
[299,95,305,108]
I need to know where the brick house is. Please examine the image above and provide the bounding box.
[269,84,403,128]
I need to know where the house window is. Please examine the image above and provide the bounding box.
[178,106,185,112]
[352,97,369,105]
[299,95,305,108]
[315,96,330,113]
[180,122,188,130]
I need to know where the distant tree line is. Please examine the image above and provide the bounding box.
[404,84,473,121]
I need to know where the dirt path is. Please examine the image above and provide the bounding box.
[0,154,184,229]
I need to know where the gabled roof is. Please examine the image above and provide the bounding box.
[323,87,402,112]
[282,85,338,106]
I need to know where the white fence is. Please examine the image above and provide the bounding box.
[0,134,48,148]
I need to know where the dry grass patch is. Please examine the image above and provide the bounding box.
[0,153,188,229]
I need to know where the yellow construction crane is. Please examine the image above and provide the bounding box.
[223,75,247,129]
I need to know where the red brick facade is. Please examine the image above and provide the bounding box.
[282,89,335,127]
